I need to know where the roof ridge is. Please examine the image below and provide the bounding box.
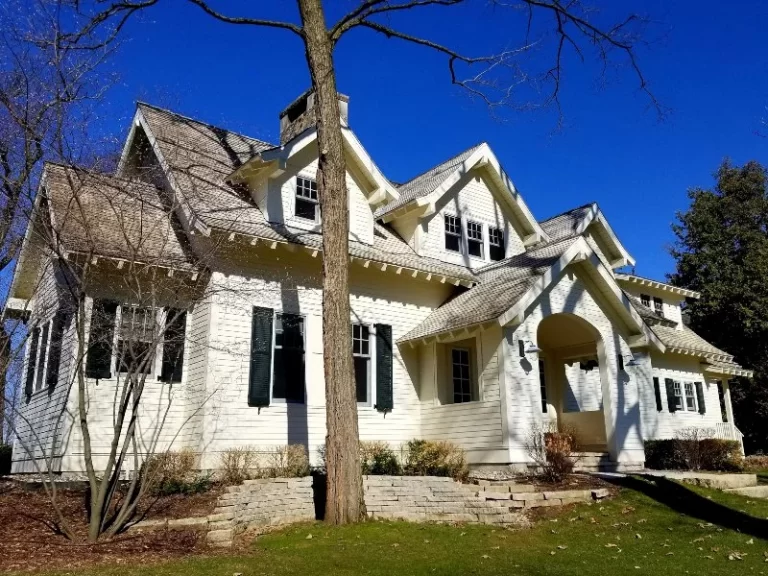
[397,141,486,189]
[136,101,276,148]
[539,202,597,224]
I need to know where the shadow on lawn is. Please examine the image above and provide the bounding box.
[606,475,768,540]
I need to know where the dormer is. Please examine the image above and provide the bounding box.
[227,91,399,246]
[375,143,547,268]
[615,273,700,329]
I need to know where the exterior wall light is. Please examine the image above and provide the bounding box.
[519,339,542,357]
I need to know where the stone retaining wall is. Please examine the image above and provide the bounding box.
[207,477,315,546]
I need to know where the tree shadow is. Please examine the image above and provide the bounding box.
[606,474,768,540]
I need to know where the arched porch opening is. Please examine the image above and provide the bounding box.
[537,313,608,451]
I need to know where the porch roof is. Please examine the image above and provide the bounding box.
[650,324,732,361]
[398,236,579,342]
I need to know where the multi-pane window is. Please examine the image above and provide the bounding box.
[444,215,462,252]
[451,348,471,404]
[118,306,157,373]
[352,324,371,404]
[653,297,664,317]
[640,294,651,307]
[295,176,318,221]
[684,382,697,411]
[273,313,305,403]
[672,381,684,411]
[489,227,505,261]
[538,359,548,413]
[466,221,484,258]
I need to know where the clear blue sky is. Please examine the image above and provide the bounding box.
[97,0,768,281]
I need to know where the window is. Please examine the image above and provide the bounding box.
[466,221,484,258]
[35,323,50,391]
[653,297,664,317]
[444,215,461,252]
[640,294,651,307]
[295,176,318,221]
[538,359,548,413]
[451,348,472,403]
[684,382,697,411]
[117,306,157,374]
[672,381,684,411]
[273,313,305,403]
[489,227,505,261]
[352,324,371,404]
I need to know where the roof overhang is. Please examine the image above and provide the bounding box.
[2,297,31,322]
[227,126,400,207]
[615,274,700,299]
[703,362,753,379]
[566,203,635,269]
[380,143,548,247]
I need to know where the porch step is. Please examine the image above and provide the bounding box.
[573,452,614,472]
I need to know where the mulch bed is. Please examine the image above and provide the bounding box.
[0,480,225,574]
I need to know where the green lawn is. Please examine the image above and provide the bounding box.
[42,477,768,576]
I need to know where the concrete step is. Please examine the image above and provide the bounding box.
[724,485,768,498]
[573,452,615,472]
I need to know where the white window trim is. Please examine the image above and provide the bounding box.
[466,220,485,261]
[270,311,307,405]
[294,175,319,223]
[450,346,473,404]
[683,381,697,412]
[114,304,163,378]
[352,323,373,407]
[488,226,506,261]
[444,214,462,253]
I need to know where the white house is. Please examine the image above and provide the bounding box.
[5,92,752,475]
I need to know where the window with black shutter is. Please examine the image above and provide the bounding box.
[695,381,706,414]
[160,309,187,383]
[665,378,678,412]
[375,324,393,412]
[46,310,70,390]
[117,306,157,374]
[272,313,305,403]
[25,327,40,398]
[35,323,49,391]
[85,299,117,379]
[352,324,371,404]
[653,377,663,412]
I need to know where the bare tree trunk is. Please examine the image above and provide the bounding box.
[0,326,8,445]
[297,0,364,524]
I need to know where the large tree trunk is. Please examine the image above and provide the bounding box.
[297,0,364,524]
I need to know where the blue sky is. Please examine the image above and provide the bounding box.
[97,0,768,281]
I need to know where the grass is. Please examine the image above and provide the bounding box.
[36,478,768,576]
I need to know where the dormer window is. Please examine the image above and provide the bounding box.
[444,215,461,252]
[489,227,505,261]
[653,297,664,317]
[295,176,318,221]
[467,221,484,258]
[640,294,651,307]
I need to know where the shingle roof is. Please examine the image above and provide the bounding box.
[373,143,484,219]
[44,163,193,269]
[399,236,578,342]
[705,359,753,377]
[625,292,677,327]
[138,103,476,283]
[650,324,731,358]
[538,203,595,241]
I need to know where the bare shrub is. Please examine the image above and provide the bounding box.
[267,445,310,478]
[219,447,256,485]
[674,427,716,471]
[143,449,202,494]
[403,439,468,481]
[744,454,768,471]
[525,422,580,482]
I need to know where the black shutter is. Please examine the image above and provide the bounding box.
[617,354,624,371]
[25,327,40,399]
[375,324,393,412]
[35,323,49,390]
[160,309,187,383]
[85,299,118,379]
[248,307,273,407]
[653,377,663,412]
[665,378,677,412]
[695,381,706,414]
[46,309,70,390]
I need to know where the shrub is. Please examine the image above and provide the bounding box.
[143,449,210,495]
[0,444,11,476]
[744,454,768,472]
[525,422,580,482]
[268,444,310,478]
[360,441,401,475]
[219,447,256,485]
[645,434,742,472]
[403,439,468,481]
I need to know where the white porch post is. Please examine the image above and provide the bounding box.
[722,380,743,454]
